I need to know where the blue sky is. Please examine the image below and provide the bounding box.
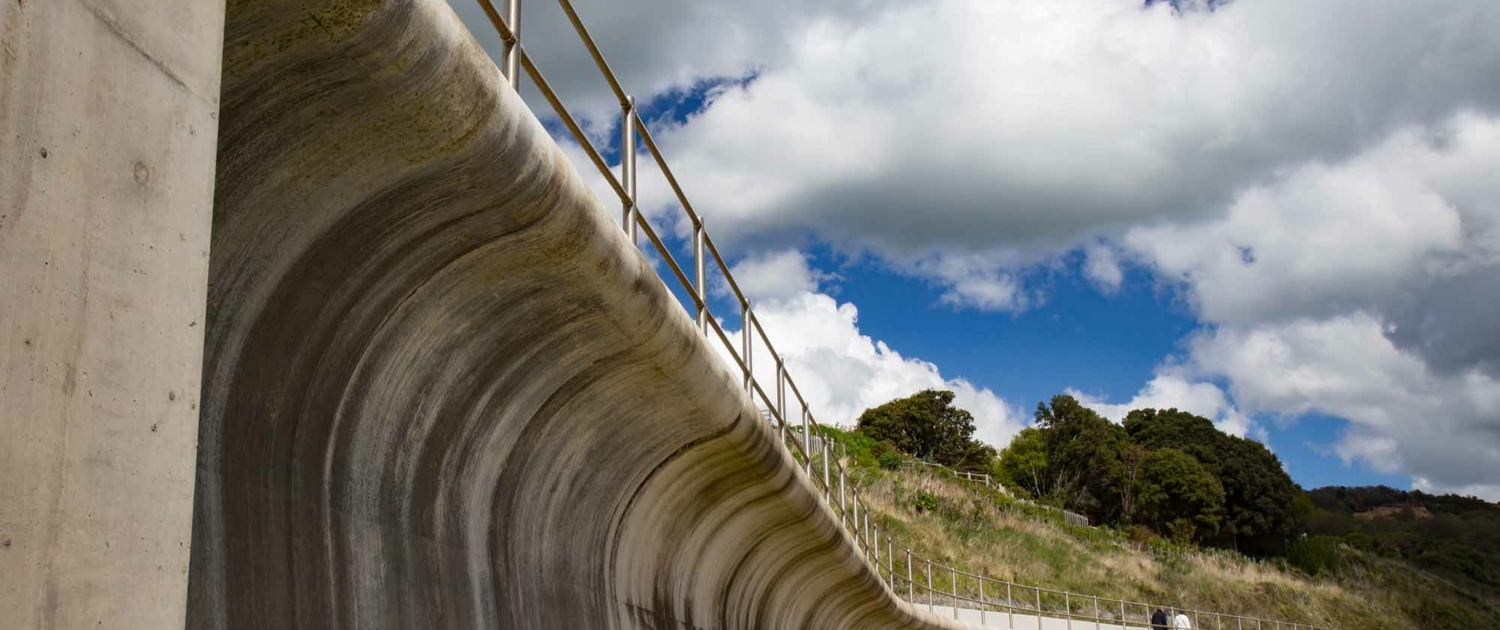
[456,0,1500,499]
[805,245,1413,491]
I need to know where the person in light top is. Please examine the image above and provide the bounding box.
[1173,610,1193,629]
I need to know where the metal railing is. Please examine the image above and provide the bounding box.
[905,460,998,488]
[464,2,1333,628]
[902,460,1092,528]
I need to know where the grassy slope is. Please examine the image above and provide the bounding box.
[824,428,1499,630]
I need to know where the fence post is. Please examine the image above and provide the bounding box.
[620,95,636,242]
[821,439,831,501]
[1007,583,1014,630]
[1065,592,1072,630]
[501,0,522,89]
[927,560,934,611]
[775,359,784,423]
[839,466,847,526]
[873,526,880,580]
[906,550,913,600]
[950,567,957,619]
[802,403,811,476]
[1094,596,1100,630]
[851,491,859,547]
[741,304,752,390]
[980,578,986,625]
[693,219,705,334]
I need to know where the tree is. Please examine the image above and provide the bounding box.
[1119,443,1148,523]
[1136,448,1225,543]
[997,427,1050,498]
[1034,395,1129,523]
[856,389,989,472]
[1124,407,1297,552]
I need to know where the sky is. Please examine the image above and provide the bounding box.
[452,0,1500,500]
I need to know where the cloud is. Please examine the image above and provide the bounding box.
[467,0,1500,320]
[1185,315,1500,500]
[716,287,1023,449]
[1083,243,1124,295]
[1125,114,1500,375]
[726,250,836,303]
[908,253,1031,312]
[1112,114,1500,496]
[1412,478,1500,503]
[1071,372,1254,438]
[620,0,1500,295]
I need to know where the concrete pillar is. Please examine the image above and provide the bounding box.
[1,0,223,627]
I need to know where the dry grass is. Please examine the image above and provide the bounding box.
[843,459,1468,630]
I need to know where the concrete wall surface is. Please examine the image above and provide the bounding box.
[188,0,975,628]
[0,0,223,627]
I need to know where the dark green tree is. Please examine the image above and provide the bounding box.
[1136,448,1225,543]
[1124,407,1297,551]
[1034,395,1129,522]
[856,389,989,472]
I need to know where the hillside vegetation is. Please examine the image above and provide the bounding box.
[824,402,1500,629]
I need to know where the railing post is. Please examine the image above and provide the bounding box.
[802,404,811,476]
[950,567,957,619]
[822,436,831,496]
[502,0,522,89]
[980,578,986,625]
[1094,596,1100,630]
[906,550,913,601]
[851,491,859,548]
[1007,583,1014,630]
[775,359,784,423]
[873,526,880,579]
[863,511,870,554]
[1066,592,1072,630]
[693,219,706,335]
[1120,600,1126,626]
[926,559,933,611]
[621,95,638,243]
[839,466,847,526]
[1035,588,1041,623]
[741,304,752,390]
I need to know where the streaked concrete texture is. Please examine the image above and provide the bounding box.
[0,0,222,627]
[187,0,978,628]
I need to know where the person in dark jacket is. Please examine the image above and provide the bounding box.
[1151,608,1170,630]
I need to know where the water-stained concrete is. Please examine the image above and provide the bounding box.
[188,0,969,628]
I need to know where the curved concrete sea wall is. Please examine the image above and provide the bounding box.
[188,0,965,628]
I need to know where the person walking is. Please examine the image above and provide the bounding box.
[1173,610,1194,629]
[1151,608,1169,630]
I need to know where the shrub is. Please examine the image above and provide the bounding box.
[1288,535,1343,576]
[878,450,904,471]
[915,491,940,513]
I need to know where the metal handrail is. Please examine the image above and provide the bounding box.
[464,2,1333,629]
